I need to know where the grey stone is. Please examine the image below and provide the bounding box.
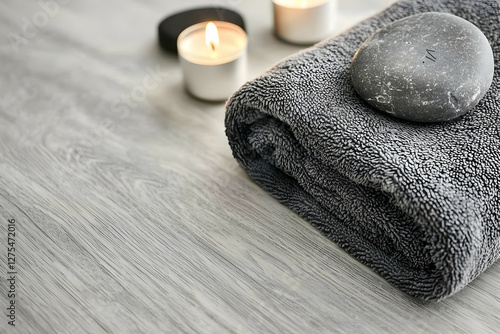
[350,12,494,122]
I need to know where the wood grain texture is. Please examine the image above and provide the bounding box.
[0,0,499,333]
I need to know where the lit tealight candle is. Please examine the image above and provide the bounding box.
[273,0,337,44]
[177,21,248,101]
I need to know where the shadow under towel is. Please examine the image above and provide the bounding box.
[225,0,500,300]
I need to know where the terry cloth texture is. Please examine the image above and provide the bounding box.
[225,0,500,300]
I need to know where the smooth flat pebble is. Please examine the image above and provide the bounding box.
[351,12,495,122]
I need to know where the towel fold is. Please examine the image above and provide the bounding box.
[225,0,500,300]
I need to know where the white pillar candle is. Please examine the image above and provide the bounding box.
[177,21,247,101]
[273,0,337,45]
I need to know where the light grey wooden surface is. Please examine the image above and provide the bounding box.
[0,0,499,333]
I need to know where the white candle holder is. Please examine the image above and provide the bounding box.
[177,21,248,101]
[273,0,337,45]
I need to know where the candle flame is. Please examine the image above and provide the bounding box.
[299,0,307,8]
[205,22,219,51]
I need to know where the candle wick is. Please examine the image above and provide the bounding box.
[210,42,215,51]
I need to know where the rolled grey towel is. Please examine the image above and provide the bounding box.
[225,0,500,300]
